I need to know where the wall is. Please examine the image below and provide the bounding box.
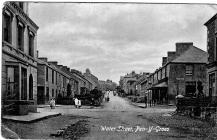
[168,63,207,104]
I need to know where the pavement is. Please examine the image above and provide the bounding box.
[2,110,61,123]
[131,102,176,109]
[2,104,102,123]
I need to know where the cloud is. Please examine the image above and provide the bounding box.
[29,3,217,83]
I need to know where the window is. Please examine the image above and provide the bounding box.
[52,89,54,97]
[186,65,193,76]
[6,66,19,100]
[29,74,33,100]
[56,71,57,85]
[18,2,24,10]
[216,37,217,61]
[21,67,27,100]
[162,68,165,79]
[209,73,215,97]
[3,11,12,43]
[46,87,49,101]
[52,70,54,84]
[29,31,34,57]
[185,81,196,96]
[17,21,24,51]
[46,67,48,81]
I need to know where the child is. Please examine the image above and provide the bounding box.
[50,99,55,109]
[74,98,79,108]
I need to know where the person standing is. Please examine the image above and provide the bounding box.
[78,99,82,108]
[74,98,79,108]
[49,98,55,109]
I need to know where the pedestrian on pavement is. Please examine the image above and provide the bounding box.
[49,98,55,109]
[74,98,79,108]
[78,99,82,108]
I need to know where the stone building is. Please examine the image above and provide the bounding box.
[204,13,217,102]
[70,69,93,95]
[2,2,39,115]
[148,42,207,104]
[37,58,78,104]
[135,73,150,96]
[119,71,141,96]
[99,79,117,91]
[83,68,99,89]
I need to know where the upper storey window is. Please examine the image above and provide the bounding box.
[18,2,24,10]
[28,31,35,57]
[3,10,12,43]
[186,65,193,76]
[17,21,24,51]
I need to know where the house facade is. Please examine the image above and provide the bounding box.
[119,71,141,96]
[83,68,99,89]
[148,42,207,104]
[37,58,77,104]
[205,13,217,102]
[2,2,39,115]
[70,69,93,95]
[135,72,150,97]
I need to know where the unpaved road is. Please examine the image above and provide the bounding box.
[3,94,202,140]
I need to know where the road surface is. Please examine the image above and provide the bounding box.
[3,93,198,140]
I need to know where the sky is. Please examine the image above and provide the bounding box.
[29,2,217,83]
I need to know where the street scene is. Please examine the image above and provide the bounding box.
[1,1,217,140]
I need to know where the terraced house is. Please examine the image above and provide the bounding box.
[70,69,93,95]
[148,42,207,105]
[37,57,78,104]
[2,2,39,115]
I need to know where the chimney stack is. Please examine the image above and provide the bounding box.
[176,42,193,57]
[38,57,48,62]
[162,57,167,66]
[167,52,176,62]
[48,61,58,65]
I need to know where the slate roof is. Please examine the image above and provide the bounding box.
[171,46,207,63]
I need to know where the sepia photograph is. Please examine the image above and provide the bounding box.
[1,1,217,139]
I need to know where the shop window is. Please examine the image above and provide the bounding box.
[185,81,196,96]
[6,66,19,100]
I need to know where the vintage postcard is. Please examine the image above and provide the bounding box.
[1,1,217,139]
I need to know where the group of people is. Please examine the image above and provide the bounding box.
[49,98,82,109]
